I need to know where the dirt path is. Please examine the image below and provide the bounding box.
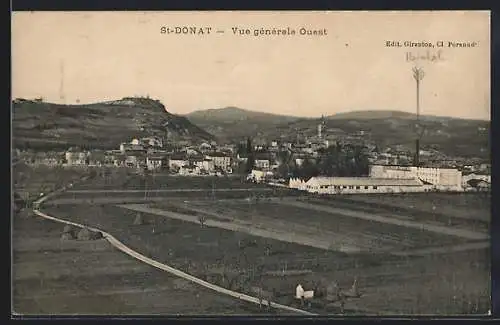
[32,208,314,316]
[277,201,488,241]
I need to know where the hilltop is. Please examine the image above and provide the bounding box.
[12,97,214,150]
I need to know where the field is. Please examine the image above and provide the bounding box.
[308,193,490,229]
[12,163,89,203]
[148,199,474,252]
[41,198,490,315]
[71,174,274,191]
[12,213,279,315]
[14,167,491,315]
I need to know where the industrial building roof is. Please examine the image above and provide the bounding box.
[305,177,423,187]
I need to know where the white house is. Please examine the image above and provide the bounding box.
[206,152,232,171]
[247,169,273,183]
[168,154,188,170]
[179,164,201,176]
[255,158,270,170]
[303,176,427,195]
[192,158,215,173]
[146,155,168,171]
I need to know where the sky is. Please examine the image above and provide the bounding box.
[12,11,490,120]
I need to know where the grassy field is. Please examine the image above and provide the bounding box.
[305,193,490,232]
[12,163,90,204]
[152,200,470,252]
[71,174,274,191]
[12,213,280,315]
[41,203,490,315]
[15,169,491,315]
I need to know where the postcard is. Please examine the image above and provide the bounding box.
[11,11,490,316]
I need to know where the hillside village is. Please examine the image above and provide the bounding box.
[13,111,491,194]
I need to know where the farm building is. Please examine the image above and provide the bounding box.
[302,176,427,194]
[369,165,463,191]
[146,154,168,171]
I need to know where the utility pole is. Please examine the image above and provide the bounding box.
[412,67,425,167]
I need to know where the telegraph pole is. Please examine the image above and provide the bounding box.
[412,67,425,167]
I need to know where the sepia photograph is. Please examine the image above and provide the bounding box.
[11,11,491,316]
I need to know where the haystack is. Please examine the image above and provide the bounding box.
[61,224,75,240]
[77,227,103,240]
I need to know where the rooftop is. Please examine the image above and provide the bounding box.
[207,152,230,157]
[305,176,423,187]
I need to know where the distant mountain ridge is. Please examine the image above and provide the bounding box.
[327,110,488,122]
[186,106,303,122]
[185,106,489,158]
[186,106,304,142]
[187,106,488,122]
[12,97,215,150]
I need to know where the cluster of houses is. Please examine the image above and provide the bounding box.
[15,137,240,176]
[13,131,491,193]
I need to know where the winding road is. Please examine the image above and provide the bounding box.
[30,180,315,316]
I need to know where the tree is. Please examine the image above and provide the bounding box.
[314,143,370,177]
[133,212,144,225]
[276,150,292,178]
[245,138,255,173]
[298,158,320,179]
[236,142,246,156]
[198,215,207,228]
